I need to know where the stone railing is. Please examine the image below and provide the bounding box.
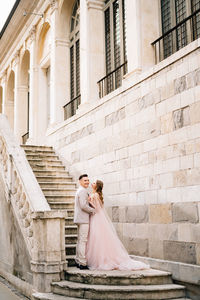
[0,115,50,255]
[0,114,67,293]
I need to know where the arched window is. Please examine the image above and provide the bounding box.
[66,0,80,119]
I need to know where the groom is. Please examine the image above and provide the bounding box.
[74,174,95,269]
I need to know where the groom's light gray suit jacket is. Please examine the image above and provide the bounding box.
[74,186,95,224]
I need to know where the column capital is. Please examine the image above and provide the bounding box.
[29,25,36,43]
[86,0,104,10]
[50,0,58,14]
[13,50,20,67]
[0,70,7,84]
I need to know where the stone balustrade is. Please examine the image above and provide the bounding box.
[0,114,67,294]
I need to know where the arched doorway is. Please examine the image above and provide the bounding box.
[19,50,30,144]
[0,86,2,113]
[6,71,15,129]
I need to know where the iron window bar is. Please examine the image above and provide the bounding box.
[97,61,127,98]
[152,7,200,63]
[63,94,81,120]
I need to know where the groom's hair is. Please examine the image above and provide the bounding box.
[79,174,88,180]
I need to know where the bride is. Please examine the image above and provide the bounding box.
[86,180,149,271]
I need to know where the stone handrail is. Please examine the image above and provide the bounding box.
[0,114,50,256]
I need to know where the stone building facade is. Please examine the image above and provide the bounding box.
[0,0,200,297]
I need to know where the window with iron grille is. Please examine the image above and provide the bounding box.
[192,0,200,39]
[103,0,127,95]
[64,0,80,120]
[70,0,80,101]
[160,0,200,60]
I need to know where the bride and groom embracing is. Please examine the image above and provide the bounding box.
[73,174,149,271]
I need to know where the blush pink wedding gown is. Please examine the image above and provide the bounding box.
[86,193,149,271]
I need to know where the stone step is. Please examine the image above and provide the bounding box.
[51,281,186,299]
[49,202,74,210]
[22,145,53,151]
[65,217,75,226]
[39,182,76,189]
[65,244,76,256]
[24,149,55,155]
[27,158,62,165]
[66,255,76,267]
[46,195,75,202]
[65,210,74,217]
[65,268,173,286]
[30,164,66,171]
[32,292,81,300]
[65,225,77,235]
[43,188,76,196]
[33,295,191,300]
[65,234,77,244]
[36,176,73,183]
[26,154,60,160]
[33,170,68,176]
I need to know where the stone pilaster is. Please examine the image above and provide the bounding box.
[50,1,69,125]
[31,211,67,292]
[29,25,37,143]
[79,0,104,105]
[1,71,7,115]
[126,0,159,75]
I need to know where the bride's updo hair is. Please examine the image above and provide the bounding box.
[96,180,104,205]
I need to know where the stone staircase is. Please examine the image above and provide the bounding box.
[22,145,190,300]
[33,268,190,299]
[21,145,77,267]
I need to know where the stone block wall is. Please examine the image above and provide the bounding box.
[47,42,200,266]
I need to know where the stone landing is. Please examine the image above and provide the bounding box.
[32,267,190,300]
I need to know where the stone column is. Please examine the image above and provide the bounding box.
[13,51,28,143]
[125,0,142,75]
[1,72,7,115]
[29,26,38,143]
[125,0,160,75]
[50,0,69,125]
[79,0,105,104]
[31,211,67,293]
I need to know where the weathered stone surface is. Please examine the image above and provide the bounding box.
[194,69,200,86]
[161,113,173,134]
[118,207,126,222]
[149,239,164,259]
[173,170,187,187]
[71,151,80,163]
[173,106,190,130]
[124,237,149,256]
[163,240,196,264]
[149,204,172,224]
[112,206,119,222]
[105,107,125,126]
[174,76,186,94]
[190,101,200,124]
[196,243,200,265]
[138,89,160,110]
[172,202,199,223]
[126,205,148,223]
[70,124,94,143]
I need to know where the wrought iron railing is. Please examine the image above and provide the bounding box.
[97,61,127,98]
[22,132,29,144]
[152,8,200,63]
[63,94,81,120]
